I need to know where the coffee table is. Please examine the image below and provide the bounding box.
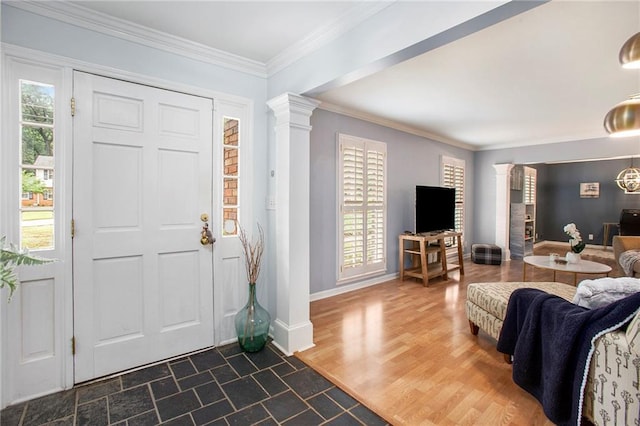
[523,255,612,285]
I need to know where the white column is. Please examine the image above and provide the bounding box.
[494,163,514,261]
[267,93,320,355]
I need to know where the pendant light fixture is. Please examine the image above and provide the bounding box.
[604,32,640,137]
[615,157,640,193]
[620,32,640,69]
[604,94,640,138]
[605,31,640,191]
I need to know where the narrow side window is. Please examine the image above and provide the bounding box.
[222,117,239,235]
[20,80,55,251]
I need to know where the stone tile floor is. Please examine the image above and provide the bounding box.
[1,342,388,426]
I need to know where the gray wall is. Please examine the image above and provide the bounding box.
[533,159,640,245]
[310,117,640,295]
[473,136,640,248]
[309,109,473,294]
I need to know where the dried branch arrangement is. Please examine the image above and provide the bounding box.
[238,223,264,284]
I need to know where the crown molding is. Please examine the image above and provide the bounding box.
[2,43,254,109]
[317,100,610,152]
[476,130,608,151]
[8,1,395,79]
[266,2,394,76]
[6,0,268,78]
[316,101,476,151]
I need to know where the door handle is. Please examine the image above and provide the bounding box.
[200,213,215,246]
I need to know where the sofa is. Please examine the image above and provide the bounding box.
[613,235,640,277]
[466,281,640,426]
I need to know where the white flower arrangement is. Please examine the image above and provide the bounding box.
[563,223,586,253]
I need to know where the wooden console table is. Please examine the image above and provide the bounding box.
[398,231,464,286]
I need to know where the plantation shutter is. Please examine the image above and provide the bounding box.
[366,149,385,265]
[338,134,386,282]
[524,171,536,204]
[342,144,365,271]
[442,156,465,244]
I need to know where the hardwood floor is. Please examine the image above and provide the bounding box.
[295,244,619,425]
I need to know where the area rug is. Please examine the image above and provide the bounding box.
[537,242,614,261]
[536,241,619,278]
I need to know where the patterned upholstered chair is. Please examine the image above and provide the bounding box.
[465,281,640,426]
[582,311,640,425]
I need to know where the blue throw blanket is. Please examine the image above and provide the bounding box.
[496,288,640,426]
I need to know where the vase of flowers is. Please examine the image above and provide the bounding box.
[563,223,586,263]
[234,223,271,352]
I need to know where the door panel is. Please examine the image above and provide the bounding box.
[158,150,198,225]
[158,251,200,330]
[73,71,214,383]
[20,278,56,361]
[93,257,143,343]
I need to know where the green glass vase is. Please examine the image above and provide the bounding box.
[234,283,270,352]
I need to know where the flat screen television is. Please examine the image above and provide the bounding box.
[415,185,455,234]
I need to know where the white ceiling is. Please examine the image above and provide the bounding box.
[61,1,640,150]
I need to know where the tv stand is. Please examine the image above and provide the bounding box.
[398,231,464,286]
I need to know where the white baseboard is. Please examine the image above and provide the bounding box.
[310,252,471,302]
[272,319,314,356]
[310,272,397,302]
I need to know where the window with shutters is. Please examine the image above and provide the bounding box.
[338,134,386,282]
[524,169,536,204]
[441,156,465,247]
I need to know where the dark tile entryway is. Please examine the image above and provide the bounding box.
[1,343,388,425]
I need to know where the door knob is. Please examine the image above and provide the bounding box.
[200,213,215,245]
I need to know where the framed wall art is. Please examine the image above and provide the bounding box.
[580,182,600,198]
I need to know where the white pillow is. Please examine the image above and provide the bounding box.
[572,277,640,309]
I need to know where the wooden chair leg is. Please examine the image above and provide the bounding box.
[468,321,479,335]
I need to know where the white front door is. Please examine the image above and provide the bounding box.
[72,72,214,383]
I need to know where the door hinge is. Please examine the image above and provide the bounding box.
[71,336,76,355]
[70,97,76,117]
[71,219,75,239]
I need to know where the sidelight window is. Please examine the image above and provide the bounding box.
[19,80,55,250]
[222,117,239,236]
